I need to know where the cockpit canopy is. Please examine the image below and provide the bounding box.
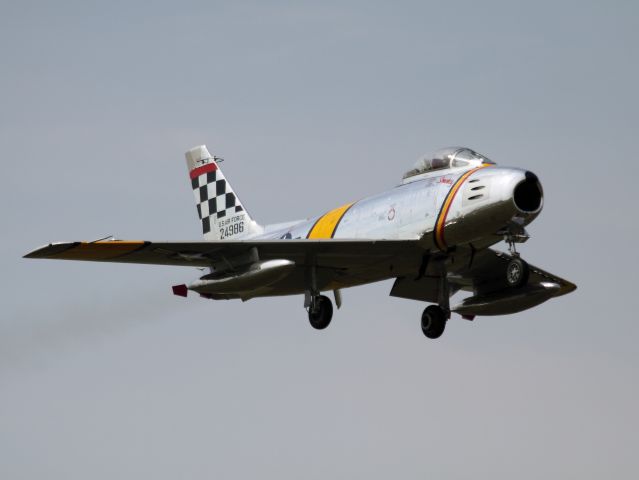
[403,147,495,180]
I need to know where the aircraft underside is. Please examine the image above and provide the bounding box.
[177,241,575,338]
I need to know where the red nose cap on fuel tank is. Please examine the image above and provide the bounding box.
[172,284,188,297]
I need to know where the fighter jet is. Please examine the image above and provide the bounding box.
[25,145,576,339]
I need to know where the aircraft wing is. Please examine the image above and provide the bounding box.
[390,247,576,315]
[24,239,427,270]
[451,248,576,297]
[390,248,576,301]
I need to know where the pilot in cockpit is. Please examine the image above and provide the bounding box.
[403,147,495,181]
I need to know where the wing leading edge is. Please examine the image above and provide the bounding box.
[26,241,575,314]
[24,239,427,270]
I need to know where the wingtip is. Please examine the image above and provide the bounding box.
[23,245,48,259]
[22,242,77,260]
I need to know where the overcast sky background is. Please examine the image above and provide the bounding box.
[1,1,638,478]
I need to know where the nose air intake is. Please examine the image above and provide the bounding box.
[514,172,543,213]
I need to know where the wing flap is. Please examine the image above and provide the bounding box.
[390,276,462,303]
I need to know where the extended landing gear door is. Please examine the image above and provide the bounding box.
[333,289,343,309]
[389,276,439,303]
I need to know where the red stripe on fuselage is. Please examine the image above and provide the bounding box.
[434,165,491,251]
[189,162,217,179]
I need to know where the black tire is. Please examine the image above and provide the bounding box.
[421,305,447,339]
[309,295,333,330]
[505,257,530,288]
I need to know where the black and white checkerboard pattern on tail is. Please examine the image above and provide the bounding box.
[185,145,261,240]
[191,166,244,234]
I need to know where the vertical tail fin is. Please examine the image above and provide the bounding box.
[185,145,262,240]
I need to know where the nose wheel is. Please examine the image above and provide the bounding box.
[506,256,529,288]
[503,227,530,288]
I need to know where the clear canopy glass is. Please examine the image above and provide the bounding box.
[403,147,495,179]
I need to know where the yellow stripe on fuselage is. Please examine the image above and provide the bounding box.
[307,202,354,239]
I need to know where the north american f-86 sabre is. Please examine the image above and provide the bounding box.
[25,145,576,339]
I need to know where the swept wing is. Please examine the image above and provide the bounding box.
[391,248,576,316]
[24,239,426,268]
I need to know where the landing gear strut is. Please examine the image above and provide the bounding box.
[304,262,334,330]
[504,231,530,288]
[421,260,451,339]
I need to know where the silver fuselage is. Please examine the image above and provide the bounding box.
[189,163,543,299]
[188,163,544,298]
[259,165,540,249]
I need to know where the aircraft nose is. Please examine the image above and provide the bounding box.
[513,171,543,214]
[436,166,543,249]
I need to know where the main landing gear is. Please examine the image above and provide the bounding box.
[421,260,451,339]
[419,245,532,339]
[308,294,333,330]
[305,263,337,330]
[421,305,447,339]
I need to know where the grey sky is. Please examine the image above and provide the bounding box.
[1,1,638,478]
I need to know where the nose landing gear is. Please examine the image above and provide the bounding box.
[503,227,530,289]
[505,256,529,288]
